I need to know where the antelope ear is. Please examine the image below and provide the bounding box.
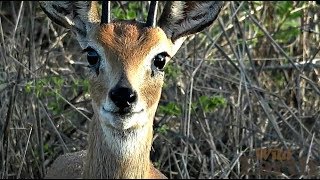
[158,1,224,51]
[39,1,100,47]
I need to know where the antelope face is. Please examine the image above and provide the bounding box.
[87,21,176,131]
[39,1,224,132]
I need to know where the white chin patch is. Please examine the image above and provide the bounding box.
[99,108,148,131]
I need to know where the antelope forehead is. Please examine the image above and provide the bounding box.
[92,23,173,75]
[97,23,171,49]
[99,41,171,66]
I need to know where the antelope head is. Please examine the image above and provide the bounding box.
[40,0,223,145]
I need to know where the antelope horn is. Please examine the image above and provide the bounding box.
[101,1,111,24]
[146,1,158,27]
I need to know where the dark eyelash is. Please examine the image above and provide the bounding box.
[160,52,171,58]
[82,46,94,53]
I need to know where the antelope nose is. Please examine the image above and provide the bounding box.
[109,87,137,109]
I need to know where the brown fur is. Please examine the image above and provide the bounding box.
[45,151,86,179]
[83,22,171,178]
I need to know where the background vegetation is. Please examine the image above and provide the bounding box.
[0,1,319,178]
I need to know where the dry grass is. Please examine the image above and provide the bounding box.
[0,1,319,179]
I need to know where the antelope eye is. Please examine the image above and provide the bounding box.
[86,48,100,66]
[153,52,169,71]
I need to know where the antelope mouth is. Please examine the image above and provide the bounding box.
[102,107,144,117]
[100,107,146,130]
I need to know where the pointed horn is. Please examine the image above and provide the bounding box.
[101,1,111,24]
[146,1,158,27]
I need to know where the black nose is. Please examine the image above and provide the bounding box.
[109,87,137,109]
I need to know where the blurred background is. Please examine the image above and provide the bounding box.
[0,1,319,178]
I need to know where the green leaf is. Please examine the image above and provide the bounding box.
[159,102,182,116]
[25,81,33,93]
[156,124,169,135]
[198,95,227,113]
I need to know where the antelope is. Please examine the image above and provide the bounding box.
[40,1,224,179]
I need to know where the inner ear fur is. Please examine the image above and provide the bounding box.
[158,1,224,42]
